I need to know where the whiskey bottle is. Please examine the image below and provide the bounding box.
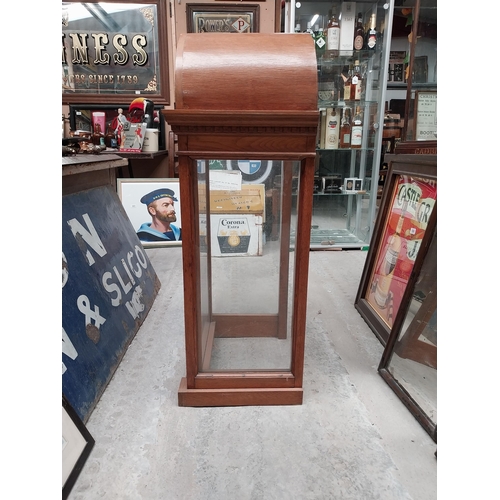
[105,125,118,148]
[353,13,365,51]
[350,106,363,148]
[350,60,363,101]
[343,64,353,101]
[314,24,326,60]
[364,13,378,50]
[339,107,352,148]
[92,122,105,147]
[326,9,340,57]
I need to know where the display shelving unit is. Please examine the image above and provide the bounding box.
[290,0,395,249]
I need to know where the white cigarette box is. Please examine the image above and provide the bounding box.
[339,2,356,56]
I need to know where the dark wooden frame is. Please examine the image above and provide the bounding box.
[62,395,95,499]
[62,0,170,105]
[163,33,318,407]
[378,226,437,442]
[186,4,260,33]
[354,154,437,346]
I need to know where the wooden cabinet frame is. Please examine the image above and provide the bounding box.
[163,33,319,407]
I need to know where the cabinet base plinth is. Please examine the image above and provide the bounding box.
[178,377,303,407]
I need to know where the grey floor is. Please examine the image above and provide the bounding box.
[68,247,437,500]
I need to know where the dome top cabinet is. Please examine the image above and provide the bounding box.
[163,34,319,407]
[292,0,395,248]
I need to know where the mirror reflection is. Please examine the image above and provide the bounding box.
[384,227,437,432]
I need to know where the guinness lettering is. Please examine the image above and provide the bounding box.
[62,32,149,67]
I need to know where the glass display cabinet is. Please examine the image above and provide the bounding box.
[290,0,395,248]
[163,33,319,406]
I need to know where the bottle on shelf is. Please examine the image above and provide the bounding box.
[343,64,353,101]
[325,9,340,58]
[105,125,118,149]
[314,24,326,60]
[364,13,378,50]
[304,22,314,36]
[353,12,365,51]
[339,107,352,149]
[92,122,105,147]
[350,60,363,101]
[351,106,363,148]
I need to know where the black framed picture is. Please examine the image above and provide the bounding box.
[62,395,95,499]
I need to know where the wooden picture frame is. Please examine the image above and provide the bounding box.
[355,155,437,345]
[62,395,95,499]
[62,0,170,105]
[117,178,182,247]
[414,91,437,142]
[186,4,260,33]
[378,226,437,442]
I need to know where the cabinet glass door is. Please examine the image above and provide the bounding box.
[291,0,394,248]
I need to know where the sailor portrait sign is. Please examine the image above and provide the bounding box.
[62,1,170,104]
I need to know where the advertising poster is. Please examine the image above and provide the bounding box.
[365,174,437,328]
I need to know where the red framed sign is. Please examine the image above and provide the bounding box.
[355,155,437,345]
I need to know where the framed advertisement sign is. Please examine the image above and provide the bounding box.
[62,1,170,105]
[355,155,437,345]
[117,178,182,248]
[414,91,437,141]
[186,4,260,33]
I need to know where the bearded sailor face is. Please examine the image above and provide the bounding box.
[150,197,177,223]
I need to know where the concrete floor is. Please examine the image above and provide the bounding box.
[68,247,437,500]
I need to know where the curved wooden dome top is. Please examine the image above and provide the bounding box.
[174,33,318,112]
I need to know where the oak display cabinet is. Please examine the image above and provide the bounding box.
[292,0,395,248]
[163,34,319,407]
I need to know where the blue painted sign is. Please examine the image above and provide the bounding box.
[62,185,160,422]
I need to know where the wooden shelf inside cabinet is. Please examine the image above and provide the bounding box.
[101,149,168,160]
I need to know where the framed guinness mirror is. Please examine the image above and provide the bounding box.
[62,1,170,104]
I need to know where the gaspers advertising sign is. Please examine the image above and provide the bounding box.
[62,185,160,422]
[365,175,437,328]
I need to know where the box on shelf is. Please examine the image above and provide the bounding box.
[344,177,364,193]
[91,111,106,134]
[322,175,342,193]
[339,2,356,56]
[210,214,263,257]
[200,184,266,215]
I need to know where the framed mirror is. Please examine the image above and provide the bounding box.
[62,1,170,104]
[378,226,437,441]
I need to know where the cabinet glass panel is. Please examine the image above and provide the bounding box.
[196,159,299,372]
[293,0,394,248]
